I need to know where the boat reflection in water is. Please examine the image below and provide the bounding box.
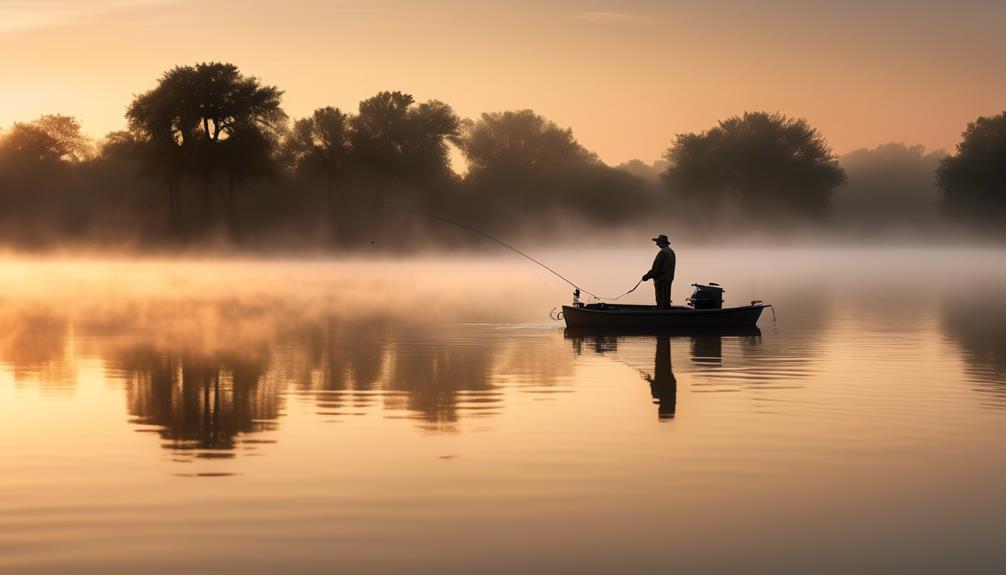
[565,327,762,420]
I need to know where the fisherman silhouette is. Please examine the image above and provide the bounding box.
[641,234,676,309]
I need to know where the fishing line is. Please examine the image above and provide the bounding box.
[380,204,642,301]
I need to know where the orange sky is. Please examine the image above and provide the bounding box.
[1,0,1003,164]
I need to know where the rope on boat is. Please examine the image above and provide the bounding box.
[381,204,644,302]
[605,279,643,302]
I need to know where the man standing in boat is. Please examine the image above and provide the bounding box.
[642,234,675,309]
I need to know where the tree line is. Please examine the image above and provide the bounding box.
[1,61,1003,249]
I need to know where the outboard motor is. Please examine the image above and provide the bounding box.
[688,283,724,309]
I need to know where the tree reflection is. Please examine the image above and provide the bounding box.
[942,292,1006,406]
[0,309,75,393]
[116,346,279,453]
[384,331,499,430]
[282,318,588,430]
[3,304,577,456]
[298,317,392,414]
[293,320,508,431]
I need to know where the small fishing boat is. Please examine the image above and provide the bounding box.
[559,283,770,331]
[561,302,768,330]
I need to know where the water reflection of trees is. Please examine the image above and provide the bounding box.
[304,318,391,395]
[385,334,499,430]
[293,320,547,431]
[0,309,76,392]
[115,345,280,454]
[2,306,577,449]
[942,292,1006,406]
[103,313,579,444]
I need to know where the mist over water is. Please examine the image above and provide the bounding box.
[1,247,1005,574]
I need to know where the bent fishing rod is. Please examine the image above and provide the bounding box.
[379,204,642,302]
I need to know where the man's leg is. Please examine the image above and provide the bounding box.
[657,280,671,309]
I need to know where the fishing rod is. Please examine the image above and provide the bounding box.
[379,204,642,302]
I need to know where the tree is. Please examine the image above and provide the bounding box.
[320,92,462,244]
[218,122,283,241]
[460,110,590,175]
[283,107,352,220]
[937,112,1006,229]
[349,91,460,179]
[457,110,649,229]
[126,66,200,235]
[616,159,670,184]
[97,130,145,163]
[663,112,846,223]
[0,115,93,245]
[0,115,91,164]
[126,62,286,239]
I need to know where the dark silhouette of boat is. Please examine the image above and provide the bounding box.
[561,303,769,331]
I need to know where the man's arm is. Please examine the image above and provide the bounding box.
[642,252,666,281]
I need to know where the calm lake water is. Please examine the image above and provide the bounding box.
[1,248,1004,574]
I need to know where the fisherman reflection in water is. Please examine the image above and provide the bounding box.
[642,234,676,309]
[644,335,677,419]
[565,331,679,420]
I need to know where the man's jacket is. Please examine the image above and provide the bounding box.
[644,246,676,283]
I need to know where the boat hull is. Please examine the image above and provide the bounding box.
[561,303,767,331]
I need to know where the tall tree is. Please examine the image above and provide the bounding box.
[218,123,282,241]
[126,65,200,235]
[328,92,461,243]
[663,112,845,222]
[460,110,589,176]
[126,62,286,239]
[349,91,460,179]
[457,110,648,228]
[283,107,352,215]
[937,112,1006,229]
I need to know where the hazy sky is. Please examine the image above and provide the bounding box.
[1,0,1003,164]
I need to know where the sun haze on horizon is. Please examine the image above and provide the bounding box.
[1,0,1003,164]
